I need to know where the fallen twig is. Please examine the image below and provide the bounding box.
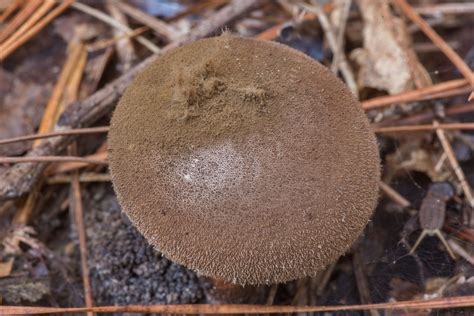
[71,1,159,54]
[415,2,474,16]
[361,79,469,110]
[2,294,474,315]
[69,144,94,315]
[115,1,179,42]
[0,0,41,41]
[394,0,474,93]
[46,173,111,184]
[435,121,474,207]
[0,0,75,60]
[378,180,411,208]
[0,127,109,146]
[0,156,108,165]
[373,122,474,134]
[372,102,474,127]
[0,0,23,23]
[299,2,358,95]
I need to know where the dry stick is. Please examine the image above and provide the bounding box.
[316,262,337,297]
[35,41,85,144]
[415,3,474,16]
[330,0,351,73]
[361,79,469,110]
[373,122,474,134]
[86,27,148,52]
[71,1,159,54]
[378,180,411,208]
[0,0,22,23]
[115,1,179,42]
[105,0,137,71]
[3,294,474,315]
[299,2,358,95]
[69,144,94,316]
[64,45,95,315]
[394,0,474,90]
[80,48,114,99]
[429,85,472,100]
[0,0,259,201]
[373,102,474,128]
[0,156,108,165]
[434,121,474,208]
[0,0,42,43]
[353,251,380,316]
[46,152,108,175]
[0,127,109,146]
[448,240,474,265]
[0,0,74,60]
[13,31,87,225]
[47,173,111,185]
[165,0,227,22]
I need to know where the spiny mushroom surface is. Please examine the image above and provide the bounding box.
[108,35,380,285]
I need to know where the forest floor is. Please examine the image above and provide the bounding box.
[0,0,473,315]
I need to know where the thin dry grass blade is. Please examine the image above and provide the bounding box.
[394,0,474,89]
[373,123,474,133]
[2,294,474,314]
[362,79,469,110]
[0,0,24,23]
[0,0,42,42]
[0,156,108,165]
[0,0,75,60]
[0,127,109,146]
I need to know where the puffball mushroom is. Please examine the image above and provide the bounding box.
[108,35,380,285]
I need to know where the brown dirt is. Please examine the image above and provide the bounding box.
[108,35,380,285]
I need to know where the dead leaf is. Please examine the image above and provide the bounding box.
[351,0,431,94]
[1,225,41,255]
[384,135,449,182]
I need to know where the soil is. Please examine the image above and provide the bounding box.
[108,35,380,285]
[82,184,205,306]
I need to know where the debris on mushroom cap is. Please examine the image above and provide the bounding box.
[108,35,381,285]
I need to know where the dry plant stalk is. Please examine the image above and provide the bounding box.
[46,173,111,185]
[435,121,474,207]
[373,122,474,134]
[299,2,358,95]
[71,1,160,54]
[0,156,108,165]
[86,27,148,52]
[105,0,137,71]
[0,0,23,23]
[115,1,179,42]
[0,0,75,59]
[361,79,469,109]
[394,0,474,91]
[378,180,411,208]
[45,151,108,175]
[0,0,42,42]
[0,0,55,49]
[2,294,474,314]
[0,127,109,145]
[69,145,94,316]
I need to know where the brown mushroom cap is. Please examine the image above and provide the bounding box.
[108,36,380,285]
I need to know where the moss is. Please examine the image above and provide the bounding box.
[108,36,380,285]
